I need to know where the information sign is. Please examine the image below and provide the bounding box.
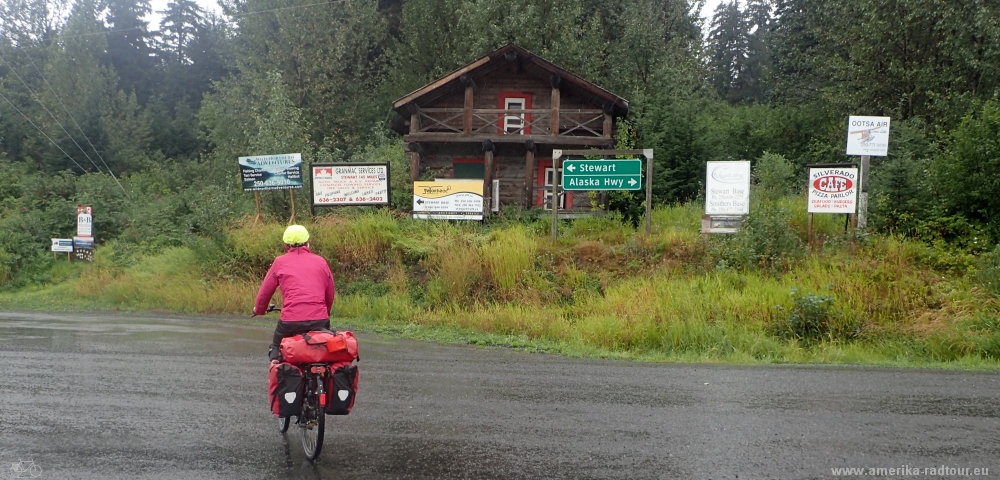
[77,205,92,237]
[561,159,642,191]
[413,180,484,220]
[239,153,303,191]
[51,239,73,253]
[705,161,750,215]
[846,116,890,156]
[311,163,389,206]
[808,167,859,213]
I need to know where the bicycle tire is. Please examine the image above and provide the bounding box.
[278,415,290,433]
[300,375,325,460]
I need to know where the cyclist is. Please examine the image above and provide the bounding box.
[254,224,336,362]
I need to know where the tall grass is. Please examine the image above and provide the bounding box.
[7,202,999,367]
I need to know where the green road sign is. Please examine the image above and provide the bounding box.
[561,159,642,190]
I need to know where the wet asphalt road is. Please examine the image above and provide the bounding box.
[0,312,998,479]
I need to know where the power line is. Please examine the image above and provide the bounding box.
[0,88,89,174]
[0,53,108,175]
[21,51,129,197]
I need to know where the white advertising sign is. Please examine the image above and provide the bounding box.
[311,163,390,206]
[808,167,859,213]
[413,180,484,220]
[846,116,890,156]
[705,161,751,215]
[51,238,73,253]
[76,205,92,237]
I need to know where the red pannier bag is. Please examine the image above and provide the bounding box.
[325,361,359,415]
[280,330,359,365]
[268,362,304,417]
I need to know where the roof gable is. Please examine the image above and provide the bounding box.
[392,44,628,117]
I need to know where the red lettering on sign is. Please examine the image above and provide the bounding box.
[813,176,854,193]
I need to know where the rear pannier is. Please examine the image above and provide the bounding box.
[268,362,304,417]
[280,330,359,364]
[325,362,359,415]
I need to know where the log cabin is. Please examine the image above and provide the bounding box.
[389,44,629,213]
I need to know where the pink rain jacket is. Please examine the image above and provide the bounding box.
[254,246,336,321]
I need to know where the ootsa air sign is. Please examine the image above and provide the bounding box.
[808,168,858,214]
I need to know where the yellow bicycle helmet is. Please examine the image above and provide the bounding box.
[283,224,310,246]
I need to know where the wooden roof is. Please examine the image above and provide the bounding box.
[392,44,629,117]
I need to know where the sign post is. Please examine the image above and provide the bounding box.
[74,206,94,262]
[311,163,391,209]
[561,159,643,191]
[806,164,859,247]
[412,180,484,220]
[703,161,751,233]
[239,153,304,224]
[551,149,654,240]
[845,116,890,229]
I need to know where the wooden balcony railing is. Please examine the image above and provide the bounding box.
[413,108,607,137]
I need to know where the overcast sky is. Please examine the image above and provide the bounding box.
[145,0,726,35]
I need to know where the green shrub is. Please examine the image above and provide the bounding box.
[773,290,841,344]
[976,244,1000,298]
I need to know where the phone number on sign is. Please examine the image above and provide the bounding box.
[317,197,385,203]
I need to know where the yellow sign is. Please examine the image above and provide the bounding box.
[413,180,484,220]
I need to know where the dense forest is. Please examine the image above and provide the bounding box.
[1,0,999,287]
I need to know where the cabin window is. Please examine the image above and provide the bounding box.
[498,92,532,135]
[453,158,485,179]
[536,160,570,209]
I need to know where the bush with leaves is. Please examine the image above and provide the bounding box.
[772,290,840,344]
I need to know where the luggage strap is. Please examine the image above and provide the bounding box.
[301,330,338,345]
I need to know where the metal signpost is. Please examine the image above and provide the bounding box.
[845,116,890,229]
[551,149,654,240]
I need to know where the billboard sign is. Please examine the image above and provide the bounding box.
[808,167,859,213]
[73,236,95,262]
[311,163,390,206]
[705,161,750,215]
[239,153,304,191]
[76,205,92,237]
[51,238,74,253]
[413,180,484,220]
[846,116,890,156]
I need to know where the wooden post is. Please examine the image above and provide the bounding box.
[550,86,560,136]
[644,149,653,235]
[464,85,473,134]
[524,147,536,209]
[808,212,814,250]
[603,113,613,139]
[484,148,494,218]
[289,190,297,224]
[857,155,870,230]
[254,191,263,224]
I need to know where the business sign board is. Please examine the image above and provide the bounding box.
[239,153,303,191]
[561,159,642,190]
[73,236,94,262]
[311,163,390,206]
[51,238,74,253]
[846,116,890,156]
[77,205,92,237]
[705,161,750,215]
[413,180,484,220]
[808,167,859,213]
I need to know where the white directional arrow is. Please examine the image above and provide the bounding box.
[628,178,638,186]
[566,164,576,172]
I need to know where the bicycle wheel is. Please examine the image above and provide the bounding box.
[278,415,290,433]
[300,379,325,460]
